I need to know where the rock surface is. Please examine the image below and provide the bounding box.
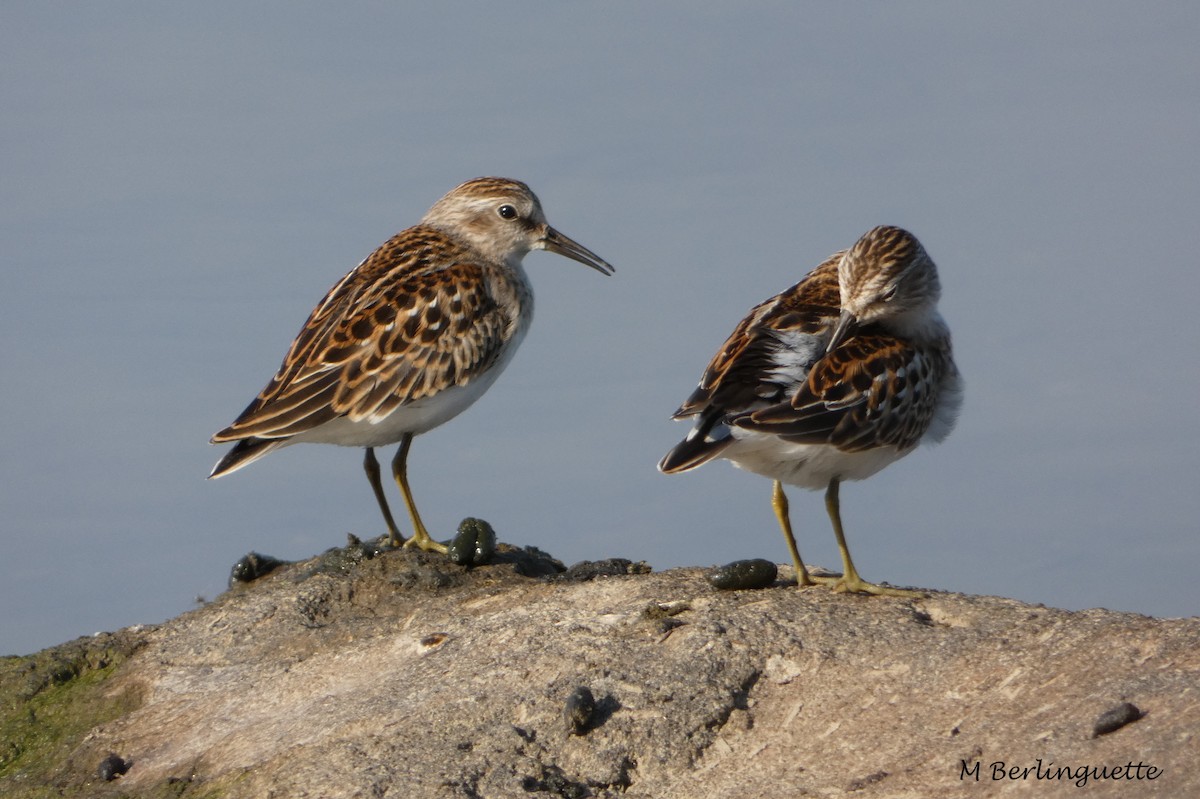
[2,540,1197,798]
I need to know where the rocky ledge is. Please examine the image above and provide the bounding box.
[2,538,1196,798]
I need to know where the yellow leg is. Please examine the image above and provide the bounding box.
[825,478,924,598]
[772,481,836,588]
[364,447,405,547]
[392,434,447,554]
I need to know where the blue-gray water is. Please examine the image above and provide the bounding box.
[3,3,1198,655]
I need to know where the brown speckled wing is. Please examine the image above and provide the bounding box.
[672,254,842,420]
[212,228,515,442]
[659,255,844,474]
[736,331,953,453]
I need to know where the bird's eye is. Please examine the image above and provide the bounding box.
[497,204,518,220]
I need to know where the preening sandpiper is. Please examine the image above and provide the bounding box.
[659,226,961,596]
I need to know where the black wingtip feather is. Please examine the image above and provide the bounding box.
[658,411,734,474]
[208,437,283,479]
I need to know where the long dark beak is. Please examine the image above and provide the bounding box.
[541,226,615,275]
[826,309,856,354]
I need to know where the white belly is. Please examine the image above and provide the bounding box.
[723,430,908,490]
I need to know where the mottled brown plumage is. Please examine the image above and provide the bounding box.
[660,226,961,595]
[671,255,842,423]
[211,177,613,551]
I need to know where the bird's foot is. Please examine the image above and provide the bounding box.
[794,571,842,589]
[831,574,927,598]
[788,562,843,589]
[402,530,449,555]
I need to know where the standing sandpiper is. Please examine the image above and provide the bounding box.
[210,177,614,552]
[659,226,961,596]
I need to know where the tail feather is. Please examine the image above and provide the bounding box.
[658,411,733,474]
[209,437,289,479]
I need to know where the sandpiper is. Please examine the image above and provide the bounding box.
[210,177,614,552]
[659,226,961,595]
